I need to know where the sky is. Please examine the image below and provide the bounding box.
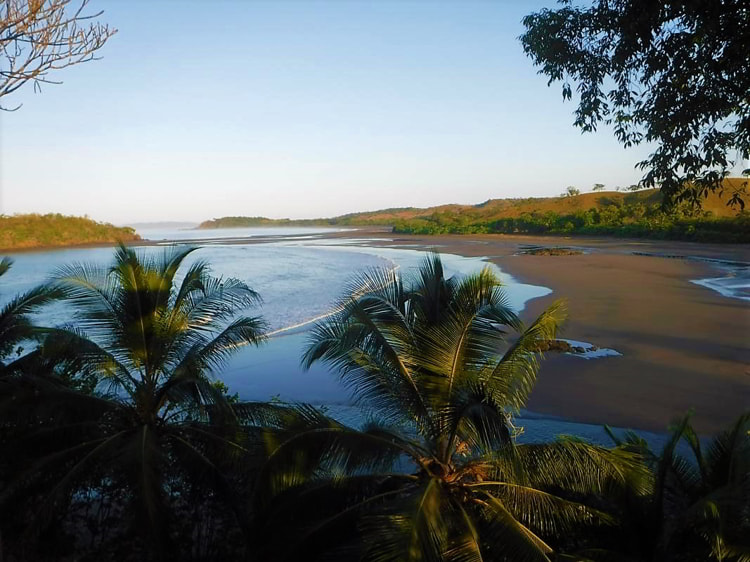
[1,0,656,224]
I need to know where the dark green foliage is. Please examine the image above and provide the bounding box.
[520,0,750,209]
[595,413,750,561]
[393,205,750,243]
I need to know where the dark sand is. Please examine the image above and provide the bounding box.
[320,229,749,433]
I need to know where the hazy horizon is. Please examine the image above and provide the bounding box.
[2,1,660,223]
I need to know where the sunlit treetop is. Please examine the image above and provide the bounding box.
[521,0,750,209]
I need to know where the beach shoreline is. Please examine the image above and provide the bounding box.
[310,229,749,434]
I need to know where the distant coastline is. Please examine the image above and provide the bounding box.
[198,182,749,243]
[4,181,747,254]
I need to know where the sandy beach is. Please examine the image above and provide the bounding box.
[313,229,749,433]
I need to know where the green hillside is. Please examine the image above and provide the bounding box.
[0,214,141,251]
[199,180,749,242]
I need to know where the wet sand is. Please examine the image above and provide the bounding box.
[320,230,749,433]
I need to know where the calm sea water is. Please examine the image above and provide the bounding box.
[134,225,353,242]
[0,228,674,449]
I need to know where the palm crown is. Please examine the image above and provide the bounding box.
[256,254,645,561]
[1,244,267,557]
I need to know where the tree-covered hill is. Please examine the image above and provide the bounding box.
[199,179,749,242]
[0,213,140,251]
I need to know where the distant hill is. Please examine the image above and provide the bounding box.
[198,216,311,228]
[199,179,747,229]
[0,214,141,252]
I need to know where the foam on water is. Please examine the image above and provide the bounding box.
[558,338,622,360]
[691,275,750,301]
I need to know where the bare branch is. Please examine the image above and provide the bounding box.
[0,0,116,110]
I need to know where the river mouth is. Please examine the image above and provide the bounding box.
[2,232,677,451]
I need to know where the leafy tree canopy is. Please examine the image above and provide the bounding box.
[521,0,750,209]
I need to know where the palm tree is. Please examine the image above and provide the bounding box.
[0,244,267,560]
[601,413,750,561]
[253,254,646,561]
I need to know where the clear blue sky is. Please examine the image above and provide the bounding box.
[1,0,653,224]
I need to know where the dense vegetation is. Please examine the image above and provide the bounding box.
[200,182,749,243]
[0,213,140,251]
[0,248,747,561]
[392,203,750,243]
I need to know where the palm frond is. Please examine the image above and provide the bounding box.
[468,482,613,536]
[169,316,266,386]
[52,261,123,340]
[153,244,199,309]
[442,502,484,562]
[359,478,450,562]
[481,300,566,413]
[409,252,455,327]
[185,276,263,330]
[703,411,750,487]
[486,439,651,497]
[474,493,553,562]
[303,296,432,432]
[442,382,513,457]
[0,284,66,361]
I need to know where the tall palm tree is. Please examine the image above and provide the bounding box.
[0,244,267,560]
[601,412,750,561]
[253,254,646,561]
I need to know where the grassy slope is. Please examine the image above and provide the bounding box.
[199,179,747,228]
[0,214,141,251]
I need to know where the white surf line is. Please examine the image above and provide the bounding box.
[265,310,343,337]
[631,251,750,302]
[558,338,622,360]
[690,277,750,301]
[265,263,402,338]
